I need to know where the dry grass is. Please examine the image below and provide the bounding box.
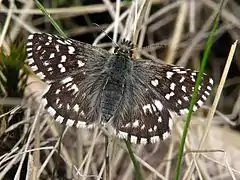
[0,0,240,179]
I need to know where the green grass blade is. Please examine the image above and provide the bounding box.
[35,0,67,38]
[125,140,143,180]
[174,1,224,180]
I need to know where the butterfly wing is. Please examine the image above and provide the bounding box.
[26,33,110,83]
[112,60,213,144]
[26,33,110,127]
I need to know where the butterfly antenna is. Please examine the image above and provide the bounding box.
[92,23,118,47]
[143,43,167,51]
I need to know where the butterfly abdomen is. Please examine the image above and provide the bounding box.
[101,78,124,121]
[101,56,132,122]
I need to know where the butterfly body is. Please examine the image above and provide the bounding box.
[100,45,134,121]
[26,33,213,144]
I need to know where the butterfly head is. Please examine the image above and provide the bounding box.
[114,39,133,58]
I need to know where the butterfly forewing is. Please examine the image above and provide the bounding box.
[141,62,213,115]
[26,33,109,82]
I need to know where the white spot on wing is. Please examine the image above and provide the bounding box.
[37,46,42,50]
[27,42,32,46]
[179,108,188,115]
[202,95,207,101]
[205,91,210,96]
[140,138,147,144]
[165,94,170,100]
[56,45,60,52]
[68,46,75,54]
[67,104,70,110]
[132,120,139,128]
[49,53,55,58]
[151,79,159,87]
[150,136,159,143]
[60,67,66,72]
[47,106,56,116]
[26,48,32,52]
[173,68,180,72]
[36,72,45,79]
[125,123,130,128]
[141,124,145,130]
[180,76,185,83]
[43,61,49,66]
[163,131,170,140]
[176,100,181,105]
[31,65,38,71]
[165,92,175,100]
[58,64,66,73]
[209,78,214,85]
[80,111,85,117]
[181,86,187,93]
[48,36,52,41]
[158,117,162,122]
[69,84,79,94]
[178,71,187,74]
[28,58,34,65]
[170,91,174,96]
[118,131,128,139]
[57,39,65,44]
[66,119,74,126]
[58,64,63,68]
[76,121,87,128]
[77,60,85,67]
[143,104,152,114]
[166,71,174,79]
[154,100,163,111]
[56,116,64,123]
[191,76,195,82]
[55,89,60,94]
[47,67,53,71]
[197,100,204,107]
[130,135,138,144]
[73,104,80,112]
[61,77,73,84]
[61,55,67,62]
[207,86,211,90]
[66,82,72,88]
[28,34,34,39]
[56,98,60,104]
[153,125,157,131]
[170,83,176,90]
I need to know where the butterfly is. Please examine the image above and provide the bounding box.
[26,33,213,144]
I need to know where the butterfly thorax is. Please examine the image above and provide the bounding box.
[100,50,133,122]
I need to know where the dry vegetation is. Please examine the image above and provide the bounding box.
[0,0,240,180]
